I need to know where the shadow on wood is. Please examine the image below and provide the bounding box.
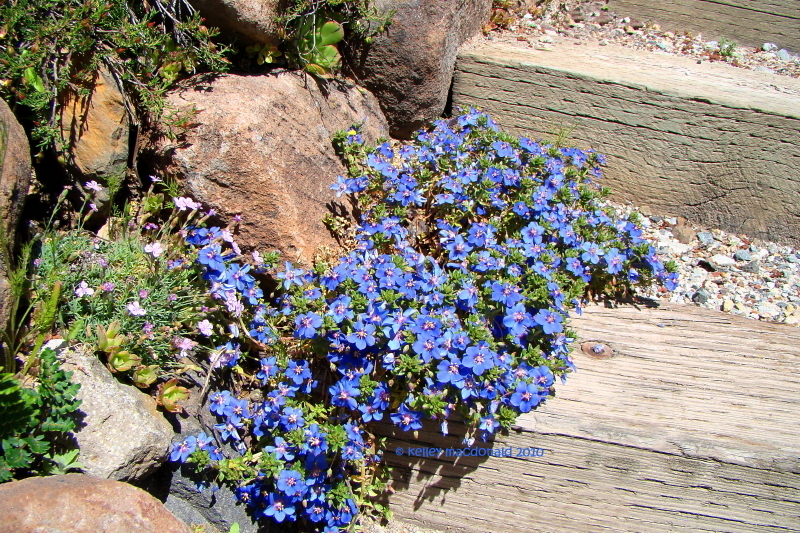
[374,302,800,533]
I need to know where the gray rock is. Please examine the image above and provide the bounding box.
[696,232,715,245]
[346,0,492,137]
[762,42,778,52]
[741,260,761,273]
[692,288,711,304]
[754,66,775,74]
[777,48,792,61]
[734,249,752,262]
[60,345,173,481]
[787,254,799,263]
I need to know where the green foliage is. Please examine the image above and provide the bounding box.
[278,0,392,76]
[719,38,738,58]
[0,0,230,149]
[0,348,81,482]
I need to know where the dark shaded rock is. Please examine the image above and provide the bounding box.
[692,288,711,304]
[0,474,191,533]
[151,73,388,265]
[346,0,492,137]
[0,99,31,336]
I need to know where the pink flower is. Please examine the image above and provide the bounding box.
[144,242,164,257]
[84,180,103,192]
[197,319,213,336]
[149,175,163,183]
[127,301,146,316]
[100,282,115,292]
[168,293,177,301]
[251,251,263,265]
[139,289,149,299]
[174,197,202,211]
[174,337,197,352]
[89,203,98,212]
[74,281,94,298]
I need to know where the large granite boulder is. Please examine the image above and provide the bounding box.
[188,0,281,44]
[150,73,389,265]
[346,0,493,137]
[59,67,129,183]
[60,343,174,481]
[0,474,191,533]
[0,99,31,340]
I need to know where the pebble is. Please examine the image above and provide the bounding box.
[697,232,715,245]
[722,299,734,312]
[734,249,752,262]
[777,49,792,61]
[762,42,779,52]
[710,254,736,268]
[788,255,799,263]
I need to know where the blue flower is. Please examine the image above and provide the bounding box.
[346,321,376,350]
[533,308,563,334]
[391,403,423,431]
[277,469,307,498]
[264,492,296,522]
[295,312,323,339]
[170,435,197,462]
[510,381,541,412]
[330,380,360,410]
[277,261,305,289]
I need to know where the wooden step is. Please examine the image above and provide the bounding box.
[451,41,800,246]
[377,302,800,533]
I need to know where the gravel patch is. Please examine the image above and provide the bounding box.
[479,0,800,78]
[607,203,800,326]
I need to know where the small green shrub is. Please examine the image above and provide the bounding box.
[0,0,230,150]
[0,348,81,482]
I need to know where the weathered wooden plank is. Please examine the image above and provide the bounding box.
[611,0,800,52]
[451,41,800,246]
[376,302,800,532]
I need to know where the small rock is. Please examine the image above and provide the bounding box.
[655,41,672,51]
[697,232,715,245]
[785,315,800,325]
[758,302,781,319]
[662,241,690,255]
[722,299,734,312]
[777,49,792,61]
[671,224,695,244]
[710,254,736,268]
[538,35,554,43]
[705,40,718,50]
[665,217,678,226]
[754,66,775,74]
[692,288,711,304]
[734,249,752,262]
[762,42,778,52]
[599,39,609,46]
[650,215,663,223]
[741,260,761,273]
[787,254,799,263]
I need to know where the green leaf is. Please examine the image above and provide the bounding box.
[23,67,45,93]
[317,20,344,47]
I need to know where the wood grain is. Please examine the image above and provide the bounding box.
[376,302,800,532]
[451,41,800,246]
[611,0,800,52]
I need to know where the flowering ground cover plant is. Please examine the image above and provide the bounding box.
[167,109,678,531]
